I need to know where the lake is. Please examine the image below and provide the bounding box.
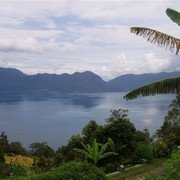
[0,92,174,149]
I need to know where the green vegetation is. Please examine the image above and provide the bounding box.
[74,138,118,165]
[163,149,180,179]
[124,8,180,100]
[0,7,179,179]
[0,95,179,179]
[12,161,106,180]
[106,158,169,180]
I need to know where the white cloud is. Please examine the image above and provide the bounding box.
[0,0,179,78]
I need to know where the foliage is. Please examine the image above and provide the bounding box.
[156,108,180,145]
[82,120,100,144]
[45,161,105,180]
[53,153,63,167]
[0,163,29,179]
[16,161,105,180]
[10,141,28,156]
[29,142,55,158]
[105,109,128,123]
[0,150,5,164]
[153,141,172,158]
[106,158,169,180]
[131,143,154,164]
[134,128,152,144]
[163,150,180,179]
[33,156,53,172]
[74,139,118,165]
[169,94,180,109]
[102,109,137,159]
[166,8,180,26]
[5,155,34,167]
[102,163,119,174]
[124,77,180,100]
[0,132,10,153]
[124,8,180,100]
[57,135,83,161]
[130,27,180,54]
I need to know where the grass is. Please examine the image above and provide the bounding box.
[106,158,169,180]
[5,155,34,167]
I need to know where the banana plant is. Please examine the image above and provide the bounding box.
[124,8,180,100]
[74,138,118,165]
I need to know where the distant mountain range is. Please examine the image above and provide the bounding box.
[0,67,179,92]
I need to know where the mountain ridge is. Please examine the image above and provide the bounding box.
[0,67,179,92]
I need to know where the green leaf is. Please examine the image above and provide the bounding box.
[166,8,180,26]
[124,77,180,100]
[73,148,92,159]
[108,138,116,152]
[100,152,118,160]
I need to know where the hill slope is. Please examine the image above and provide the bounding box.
[0,67,179,92]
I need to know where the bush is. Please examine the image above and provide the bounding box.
[153,141,171,158]
[0,163,29,178]
[21,161,105,180]
[163,149,180,179]
[102,163,118,173]
[0,150,5,164]
[33,156,54,172]
[132,144,154,164]
[45,161,105,179]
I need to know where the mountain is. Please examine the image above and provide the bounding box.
[0,67,179,92]
[0,68,108,92]
[107,71,180,91]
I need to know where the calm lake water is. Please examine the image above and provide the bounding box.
[0,92,174,149]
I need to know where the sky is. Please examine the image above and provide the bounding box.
[0,0,179,80]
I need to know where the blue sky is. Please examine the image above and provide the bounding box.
[0,0,179,80]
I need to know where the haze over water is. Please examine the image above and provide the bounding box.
[0,92,174,149]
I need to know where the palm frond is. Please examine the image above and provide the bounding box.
[99,142,109,156]
[73,148,92,159]
[108,138,116,152]
[100,152,118,160]
[130,27,180,55]
[166,8,180,26]
[124,77,180,100]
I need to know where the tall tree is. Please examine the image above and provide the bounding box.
[124,8,180,100]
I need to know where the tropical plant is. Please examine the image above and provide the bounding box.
[74,138,118,165]
[169,94,180,109]
[124,8,180,100]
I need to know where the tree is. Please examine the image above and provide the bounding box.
[29,142,55,158]
[0,132,10,153]
[57,135,83,161]
[169,94,180,109]
[9,141,27,155]
[102,109,137,158]
[82,120,100,144]
[156,108,180,145]
[124,8,180,100]
[74,139,118,165]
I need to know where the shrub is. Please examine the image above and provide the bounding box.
[0,163,29,178]
[53,153,63,167]
[153,141,171,158]
[0,150,5,164]
[21,161,105,180]
[102,163,118,173]
[132,144,154,164]
[33,156,53,172]
[163,149,180,179]
[45,161,105,179]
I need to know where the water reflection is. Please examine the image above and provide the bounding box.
[0,92,103,108]
[0,92,174,149]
